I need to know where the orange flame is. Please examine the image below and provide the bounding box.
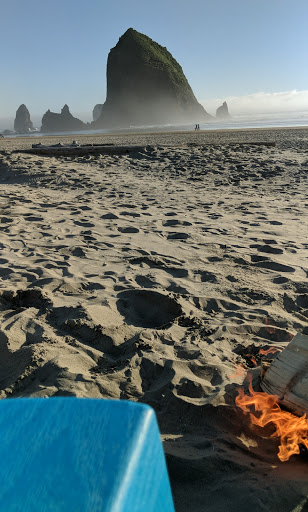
[228,363,246,381]
[259,347,280,356]
[235,377,308,462]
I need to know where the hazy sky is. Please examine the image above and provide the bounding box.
[1,0,308,125]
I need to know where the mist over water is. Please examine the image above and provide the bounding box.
[203,90,308,117]
[1,110,308,138]
[2,88,308,134]
[198,110,308,131]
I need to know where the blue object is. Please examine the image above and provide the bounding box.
[0,398,175,511]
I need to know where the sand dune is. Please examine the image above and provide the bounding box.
[1,128,308,511]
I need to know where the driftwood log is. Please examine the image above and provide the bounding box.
[13,141,276,157]
[15,144,147,157]
[261,333,308,416]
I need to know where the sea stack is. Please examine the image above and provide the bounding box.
[14,104,34,133]
[41,105,86,132]
[216,101,231,119]
[93,104,103,122]
[94,28,211,128]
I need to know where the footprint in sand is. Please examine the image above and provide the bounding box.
[119,211,141,218]
[134,274,168,289]
[174,360,223,401]
[252,244,283,255]
[138,356,175,398]
[119,203,138,209]
[116,289,182,329]
[0,288,51,310]
[73,220,95,228]
[272,276,289,284]
[24,216,44,222]
[167,232,190,240]
[0,217,14,224]
[193,270,217,283]
[0,267,14,278]
[118,226,139,233]
[101,213,119,220]
[163,219,192,227]
[70,247,87,258]
[252,258,295,273]
[129,255,183,272]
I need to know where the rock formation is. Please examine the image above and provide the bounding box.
[14,104,34,133]
[216,101,231,119]
[41,105,86,132]
[93,104,103,122]
[94,28,211,128]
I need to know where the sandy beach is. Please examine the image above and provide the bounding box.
[0,127,308,511]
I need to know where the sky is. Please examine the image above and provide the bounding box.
[1,0,308,128]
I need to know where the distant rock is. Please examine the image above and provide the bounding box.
[41,105,87,132]
[94,28,212,128]
[14,104,34,133]
[216,101,231,119]
[93,104,103,122]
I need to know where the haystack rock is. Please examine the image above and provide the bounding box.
[41,105,86,132]
[94,28,212,128]
[216,101,231,119]
[14,104,34,133]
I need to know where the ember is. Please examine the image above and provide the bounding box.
[264,317,277,335]
[245,353,257,366]
[236,376,308,462]
[228,363,246,381]
[259,347,280,356]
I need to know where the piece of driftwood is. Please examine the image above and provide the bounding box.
[261,333,308,416]
[14,140,276,157]
[16,144,147,157]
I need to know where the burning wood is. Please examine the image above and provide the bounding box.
[261,333,308,417]
[236,376,308,462]
[236,333,308,462]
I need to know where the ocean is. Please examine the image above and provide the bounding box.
[198,110,308,131]
[2,110,308,138]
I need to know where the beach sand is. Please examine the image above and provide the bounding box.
[1,127,308,511]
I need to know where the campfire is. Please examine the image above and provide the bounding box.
[235,333,308,462]
[236,376,308,462]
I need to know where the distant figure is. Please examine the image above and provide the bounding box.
[195,124,200,131]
